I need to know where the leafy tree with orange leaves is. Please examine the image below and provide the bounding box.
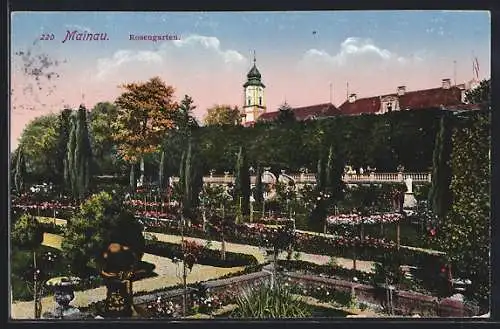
[112,77,178,191]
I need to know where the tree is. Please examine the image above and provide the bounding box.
[203,104,241,126]
[66,106,92,201]
[172,95,199,135]
[428,115,453,219]
[234,146,250,217]
[17,113,59,183]
[276,102,295,124]
[113,77,178,188]
[324,144,344,201]
[61,192,144,277]
[254,165,264,205]
[89,102,122,176]
[14,144,27,195]
[435,112,490,308]
[11,214,44,318]
[465,79,491,108]
[66,115,78,199]
[55,108,73,191]
[158,150,168,192]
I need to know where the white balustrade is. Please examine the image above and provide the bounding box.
[169,172,431,185]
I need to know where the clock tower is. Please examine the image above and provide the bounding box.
[242,52,266,125]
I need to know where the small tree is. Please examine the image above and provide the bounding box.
[61,192,144,277]
[428,115,453,220]
[11,214,44,318]
[234,146,250,218]
[14,145,27,196]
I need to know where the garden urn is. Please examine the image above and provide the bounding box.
[45,276,81,319]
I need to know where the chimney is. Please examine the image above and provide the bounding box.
[397,86,406,96]
[349,93,357,103]
[442,78,451,89]
[457,84,467,103]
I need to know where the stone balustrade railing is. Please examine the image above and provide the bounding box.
[171,172,431,185]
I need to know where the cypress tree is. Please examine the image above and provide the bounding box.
[56,108,73,192]
[183,142,193,216]
[428,115,453,219]
[14,145,27,195]
[234,146,250,216]
[254,164,264,205]
[130,163,136,193]
[66,116,78,200]
[74,105,92,201]
[316,155,325,192]
[179,151,186,194]
[159,150,166,191]
[325,145,334,191]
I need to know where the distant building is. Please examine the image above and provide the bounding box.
[257,102,341,122]
[338,78,479,116]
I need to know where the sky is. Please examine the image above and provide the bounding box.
[10,11,491,149]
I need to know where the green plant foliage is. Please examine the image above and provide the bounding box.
[232,279,312,318]
[435,112,490,307]
[428,114,453,219]
[234,146,251,216]
[61,192,144,276]
[11,214,44,250]
[17,113,60,183]
[14,145,27,195]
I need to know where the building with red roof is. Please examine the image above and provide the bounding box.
[338,78,480,116]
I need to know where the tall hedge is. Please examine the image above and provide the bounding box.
[435,112,490,307]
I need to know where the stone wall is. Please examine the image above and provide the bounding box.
[283,272,480,317]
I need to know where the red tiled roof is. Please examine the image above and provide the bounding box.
[258,103,341,122]
[339,87,464,115]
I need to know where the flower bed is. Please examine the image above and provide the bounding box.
[144,240,259,268]
[253,217,295,225]
[326,213,404,226]
[144,222,444,269]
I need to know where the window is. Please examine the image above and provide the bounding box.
[387,103,392,112]
[259,97,262,106]
[247,97,251,106]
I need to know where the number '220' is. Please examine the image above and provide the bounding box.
[40,33,55,40]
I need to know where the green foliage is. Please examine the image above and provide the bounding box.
[144,240,257,267]
[55,108,73,190]
[435,112,490,306]
[88,102,125,176]
[14,144,27,195]
[203,104,241,126]
[158,150,167,191]
[73,105,93,200]
[276,102,295,124]
[428,115,453,219]
[234,146,250,216]
[232,279,312,318]
[18,113,59,182]
[254,165,264,205]
[465,79,490,107]
[371,252,405,287]
[11,214,43,250]
[66,106,92,200]
[61,192,144,276]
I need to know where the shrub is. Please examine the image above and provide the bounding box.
[232,279,312,318]
[144,240,258,267]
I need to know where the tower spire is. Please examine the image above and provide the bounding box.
[253,50,256,64]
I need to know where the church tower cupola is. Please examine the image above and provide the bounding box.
[242,51,266,125]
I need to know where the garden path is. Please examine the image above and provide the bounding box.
[11,234,244,319]
[147,232,376,273]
